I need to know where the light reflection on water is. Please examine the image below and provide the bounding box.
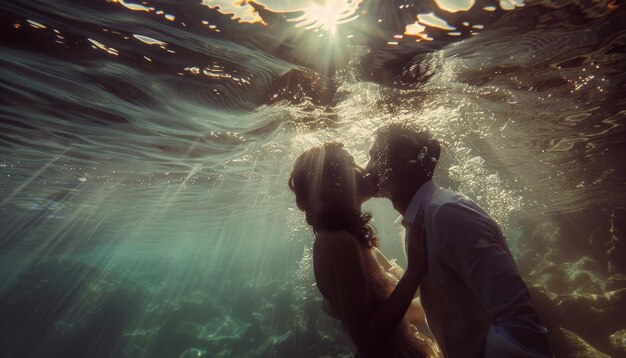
[1,0,625,356]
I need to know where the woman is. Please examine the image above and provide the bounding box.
[289,142,440,357]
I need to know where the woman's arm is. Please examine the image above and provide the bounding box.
[371,248,394,272]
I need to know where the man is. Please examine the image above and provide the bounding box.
[364,123,552,357]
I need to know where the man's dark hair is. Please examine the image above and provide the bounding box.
[374,123,441,179]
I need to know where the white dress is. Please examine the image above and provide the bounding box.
[322,247,441,358]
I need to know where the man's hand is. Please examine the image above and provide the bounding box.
[367,208,426,347]
[406,208,427,279]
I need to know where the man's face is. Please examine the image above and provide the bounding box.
[364,138,395,199]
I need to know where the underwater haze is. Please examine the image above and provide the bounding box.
[0,0,625,356]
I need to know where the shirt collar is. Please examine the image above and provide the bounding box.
[403,180,437,224]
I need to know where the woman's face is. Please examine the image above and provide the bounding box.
[334,149,369,207]
[353,165,370,205]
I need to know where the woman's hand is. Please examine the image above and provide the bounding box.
[406,208,427,279]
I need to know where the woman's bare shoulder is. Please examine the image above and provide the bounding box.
[313,231,364,300]
[315,230,360,251]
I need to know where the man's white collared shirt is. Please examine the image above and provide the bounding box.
[403,180,551,358]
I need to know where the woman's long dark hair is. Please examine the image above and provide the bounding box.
[288,142,378,248]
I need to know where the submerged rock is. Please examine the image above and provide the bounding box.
[0,258,144,357]
[554,290,626,355]
[527,286,616,357]
[550,327,610,358]
[559,257,604,293]
[556,293,610,339]
[606,288,626,322]
[517,249,542,276]
[179,347,207,358]
[605,274,626,291]
[535,264,569,294]
[608,330,626,356]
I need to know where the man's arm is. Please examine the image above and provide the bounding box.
[330,229,424,354]
[370,247,426,326]
[368,209,428,339]
[367,267,422,337]
[436,203,553,357]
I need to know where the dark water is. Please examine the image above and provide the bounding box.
[0,0,625,356]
